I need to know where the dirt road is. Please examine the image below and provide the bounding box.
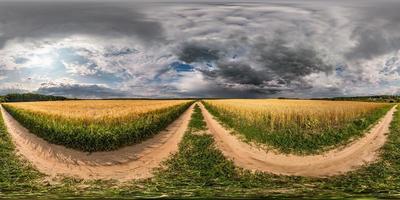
[0,104,194,181]
[200,103,396,177]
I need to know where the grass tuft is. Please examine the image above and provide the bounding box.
[188,104,207,132]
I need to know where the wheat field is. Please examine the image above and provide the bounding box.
[3,100,193,151]
[203,99,392,154]
[4,100,192,123]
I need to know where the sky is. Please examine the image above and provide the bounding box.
[0,0,399,98]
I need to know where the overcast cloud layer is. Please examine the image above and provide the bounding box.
[0,0,399,98]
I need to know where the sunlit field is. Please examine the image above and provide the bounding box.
[203,99,392,154]
[4,100,191,123]
[3,100,193,151]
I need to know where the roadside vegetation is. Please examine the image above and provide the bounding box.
[0,108,43,193]
[203,99,392,154]
[2,100,193,152]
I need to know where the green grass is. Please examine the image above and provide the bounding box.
[155,104,238,187]
[203,101,393,154]
[188,104,207,132]
[0,107,43,193]
[2,102,193,152]
[0,103,399,199]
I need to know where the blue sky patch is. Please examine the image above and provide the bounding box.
[170,61,194,72]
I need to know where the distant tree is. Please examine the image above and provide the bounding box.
[314,95,400,103]
[4,93,68,102]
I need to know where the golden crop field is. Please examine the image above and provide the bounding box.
[4,100,192,122]
[203,99,392,154]
[3,100,193,151]
[204,99,388,130]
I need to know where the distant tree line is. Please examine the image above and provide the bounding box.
[313,95,400,103]
[2,93,68,102]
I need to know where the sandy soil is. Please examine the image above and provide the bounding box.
[200,103,396,177]
[0,104,194,181]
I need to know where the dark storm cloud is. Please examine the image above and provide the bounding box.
[346,30,400,60]
[0,1,164,48]
[179,83,281,98]
[177,42,220,63]
[36,83,127,98]
[253,39,333,82]
[206,62,269,85]
[192,38,332,94]
[276,87,344,99]
[345,1,400,60]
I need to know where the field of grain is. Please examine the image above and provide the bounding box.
[2,100,193,152]
[203,99,392,154]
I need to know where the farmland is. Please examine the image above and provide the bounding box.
[0,99,399,199]
[203,99,392,154]
[2,100,193,152]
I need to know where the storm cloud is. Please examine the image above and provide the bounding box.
[177,42,220,63]
[178,38,332,95]
[0,1,164,48]
[36,83,128,99]
[0,0,400,98]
